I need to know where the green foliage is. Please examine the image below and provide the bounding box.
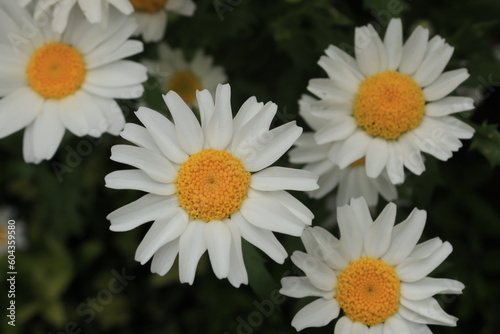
[1,0,499,334]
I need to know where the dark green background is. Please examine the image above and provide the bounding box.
[1,0,500,333]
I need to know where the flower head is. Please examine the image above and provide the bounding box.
[130,0,196,42]
[308,19,474,184]
[290,95,397,206]
[18,0,134,32]
[143,43,227,106]
[280,197,464,332]
[105,83,318,287]
[0,3,147,163]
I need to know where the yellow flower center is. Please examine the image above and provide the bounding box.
[130,0,166,12]
[27,42,86,99]
[168,70,202,105]
[335,257,400,326]
[349,157,366,167]
[354,71,425,140]
[175,149,251,222]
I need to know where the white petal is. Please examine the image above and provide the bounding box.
[110,145,177,183]
[336,131,372,169]
[0,87,41,138]
[207,84,233,150]
[120,123,160,153]
[163,91,203,154]
[355,26,380,76]
[204,220,231,279]
[318,56,361,94]
[107,194,179,232]
[226,219,248,287]
[408,237,443,260]
[82,82,144,99]
[382,208,427,265]
[86,61,147,87]
[311,227,348,270]
[240,196,306,236]
[135,107,188,164]
[364,202,396,258]
[349,197,374,234]
[240,121,302,172]
[150,239,179,275]
[105,169,176,195]
[250,167,319,191]
[291,298,340,331]
[291,251,337,291]
[386,142,405,184]
[413,43,454,87]
[232,211,287,263]
[314,117,358,145]
[396,242,453,282]
[423,69,470,102]
[179,221,207,285]
[230,101,277,157]
[365,137,390,178]
[251,190,314,225]
[324,45,364,81]
[425,97,474,117]
[401,277,464,300]
[384,18,403,70]
[308,79,354,103]
[399,26,429,75]
[368,24,388,71]
[232,96,264,133]
[86,40,143,69]
[32,100,66,161]
[334,316,353,334]
[22,123,37,164]
[280,276,333,299]
[135,210,189,264]
[383,314,412,334]
[337,205,363,261]
[400,297,458,326]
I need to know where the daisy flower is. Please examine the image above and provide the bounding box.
[18,0,134,33]
[105,84,319,287]
[309,18,475,185]
[280,197,464,333]
[143,43,227,106]
[0,3,147,163]
[130,0,196,42]
[290,95,397,206]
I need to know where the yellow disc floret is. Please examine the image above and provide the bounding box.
[129,0,166,12]
[27,42,86,99]
[175,149,251,222]
[335,257,400,326]
[168,70,203,105]
[354,71,425,140]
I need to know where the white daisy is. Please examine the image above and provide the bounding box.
[308,18,475,185]
[130,0,196,42]
[143,43,227,106]
[18,0,134,33]
[0,206,28,256]
[0,3,147,163]
[290,95,397,206]
[280,197,464,333]
[105,83,319,287]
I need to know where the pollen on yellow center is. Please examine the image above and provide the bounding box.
[27,42,86,99]
[130,0,166,12]
[168,70,202,105]
[335,257,400,326]
[175,149,251,222]
[354,70,425,140]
